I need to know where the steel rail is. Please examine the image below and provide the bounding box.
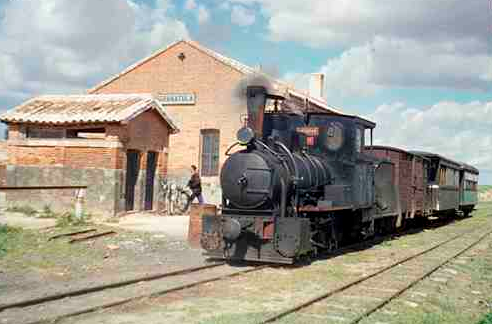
[25,265,270,324]
[260,227,482,323]
[349,228,492,324]
[0,262,226,312]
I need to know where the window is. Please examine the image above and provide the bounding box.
[27,128,64,138]
[440,166,459,186]
[26,127,105,139]
[355,128,362,153]
[200,129,220,176]
[66,128,105,139]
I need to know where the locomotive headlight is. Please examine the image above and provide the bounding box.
[237,126,255,145]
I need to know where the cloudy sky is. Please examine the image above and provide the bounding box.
[0,0,491,182]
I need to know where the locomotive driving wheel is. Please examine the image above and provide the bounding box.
[310,215,339,255]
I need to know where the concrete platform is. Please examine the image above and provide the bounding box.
[105,213,189,240]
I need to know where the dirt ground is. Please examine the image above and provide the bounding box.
[2,204,492,324]
[62,203,492,324]
[0,212,208,306]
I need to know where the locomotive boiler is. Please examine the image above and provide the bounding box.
[200,86,478,264]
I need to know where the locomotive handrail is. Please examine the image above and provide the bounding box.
[275,140,300,216]
[274,141,300,186]
[255,139,281,158]
[224,142,241,156]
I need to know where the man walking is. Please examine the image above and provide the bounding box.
[186,165,204,209]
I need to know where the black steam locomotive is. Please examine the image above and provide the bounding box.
[200,86,478,264]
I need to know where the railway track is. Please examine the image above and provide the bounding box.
[261,226,492,323]
[0,217,479,324]
[0,262,269,324]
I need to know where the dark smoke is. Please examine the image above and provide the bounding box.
[232,73,275,102]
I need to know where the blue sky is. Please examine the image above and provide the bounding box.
[0,0,491,183]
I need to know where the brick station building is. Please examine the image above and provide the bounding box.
[0,39,343,216]
[0,94,178,216]
[88,40,339,205]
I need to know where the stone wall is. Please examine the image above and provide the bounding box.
[5,165,124,216]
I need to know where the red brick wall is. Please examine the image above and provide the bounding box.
[0,141,6,186]
[8,144,122,169]
[90,41,247,179]
[5,111,171,175]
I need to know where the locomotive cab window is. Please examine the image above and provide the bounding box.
[324,121,344,151]
[200,129,220,176]
[355,128,362,153]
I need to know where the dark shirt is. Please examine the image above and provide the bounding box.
[188,172,202,194]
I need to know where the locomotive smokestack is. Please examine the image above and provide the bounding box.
[246,86,268,138]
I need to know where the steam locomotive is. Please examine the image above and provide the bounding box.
[200,86,479,264]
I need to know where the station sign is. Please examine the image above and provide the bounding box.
[157,93,196,105]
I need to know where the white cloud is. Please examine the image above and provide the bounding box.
[370,100,492,171]
[234,0,492,93]
[318,37,491,98]
[218,2,231,11]
[197,5,211,24]
[231,5,256,26]
[184,0,197,10]
[0,0,189,106]
[229,0,489,50]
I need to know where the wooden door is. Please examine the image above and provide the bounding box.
[144,151,157,211]
[125,150,140,211]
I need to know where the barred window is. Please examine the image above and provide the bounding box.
[200,129,220,176]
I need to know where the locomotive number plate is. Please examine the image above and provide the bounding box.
[296,126,319,137]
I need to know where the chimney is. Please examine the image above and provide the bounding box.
[309,73,325,100]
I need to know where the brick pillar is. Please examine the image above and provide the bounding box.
[188,203,217,248]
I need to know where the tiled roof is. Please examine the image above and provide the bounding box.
[0,94,179,133]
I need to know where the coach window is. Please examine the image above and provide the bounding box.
[200,129,220,176]
[439,167,446,186]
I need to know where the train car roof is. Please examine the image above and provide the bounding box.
[461,163,480,174]
[307,111,376,129]
[410,151,478,172]
[366,145,430,160]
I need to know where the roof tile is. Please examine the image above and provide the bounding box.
[0,94,179,133]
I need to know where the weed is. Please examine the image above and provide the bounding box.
[55,211,91,227]
[37,205,57,219]
[0,224,21,257]
[105,217,120,223]
[477,313,492,324]
[7,205,37,217]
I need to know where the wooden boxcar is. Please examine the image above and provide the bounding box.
[366,146,431,225]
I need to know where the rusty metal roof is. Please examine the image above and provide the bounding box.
[0,94,179,133]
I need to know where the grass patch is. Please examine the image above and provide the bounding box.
[6,205,37,217]
[477,313,492,324]
[479,185,492,194]
[37,205,57,219]
[0,224,22,257]
[55,211,91,228]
